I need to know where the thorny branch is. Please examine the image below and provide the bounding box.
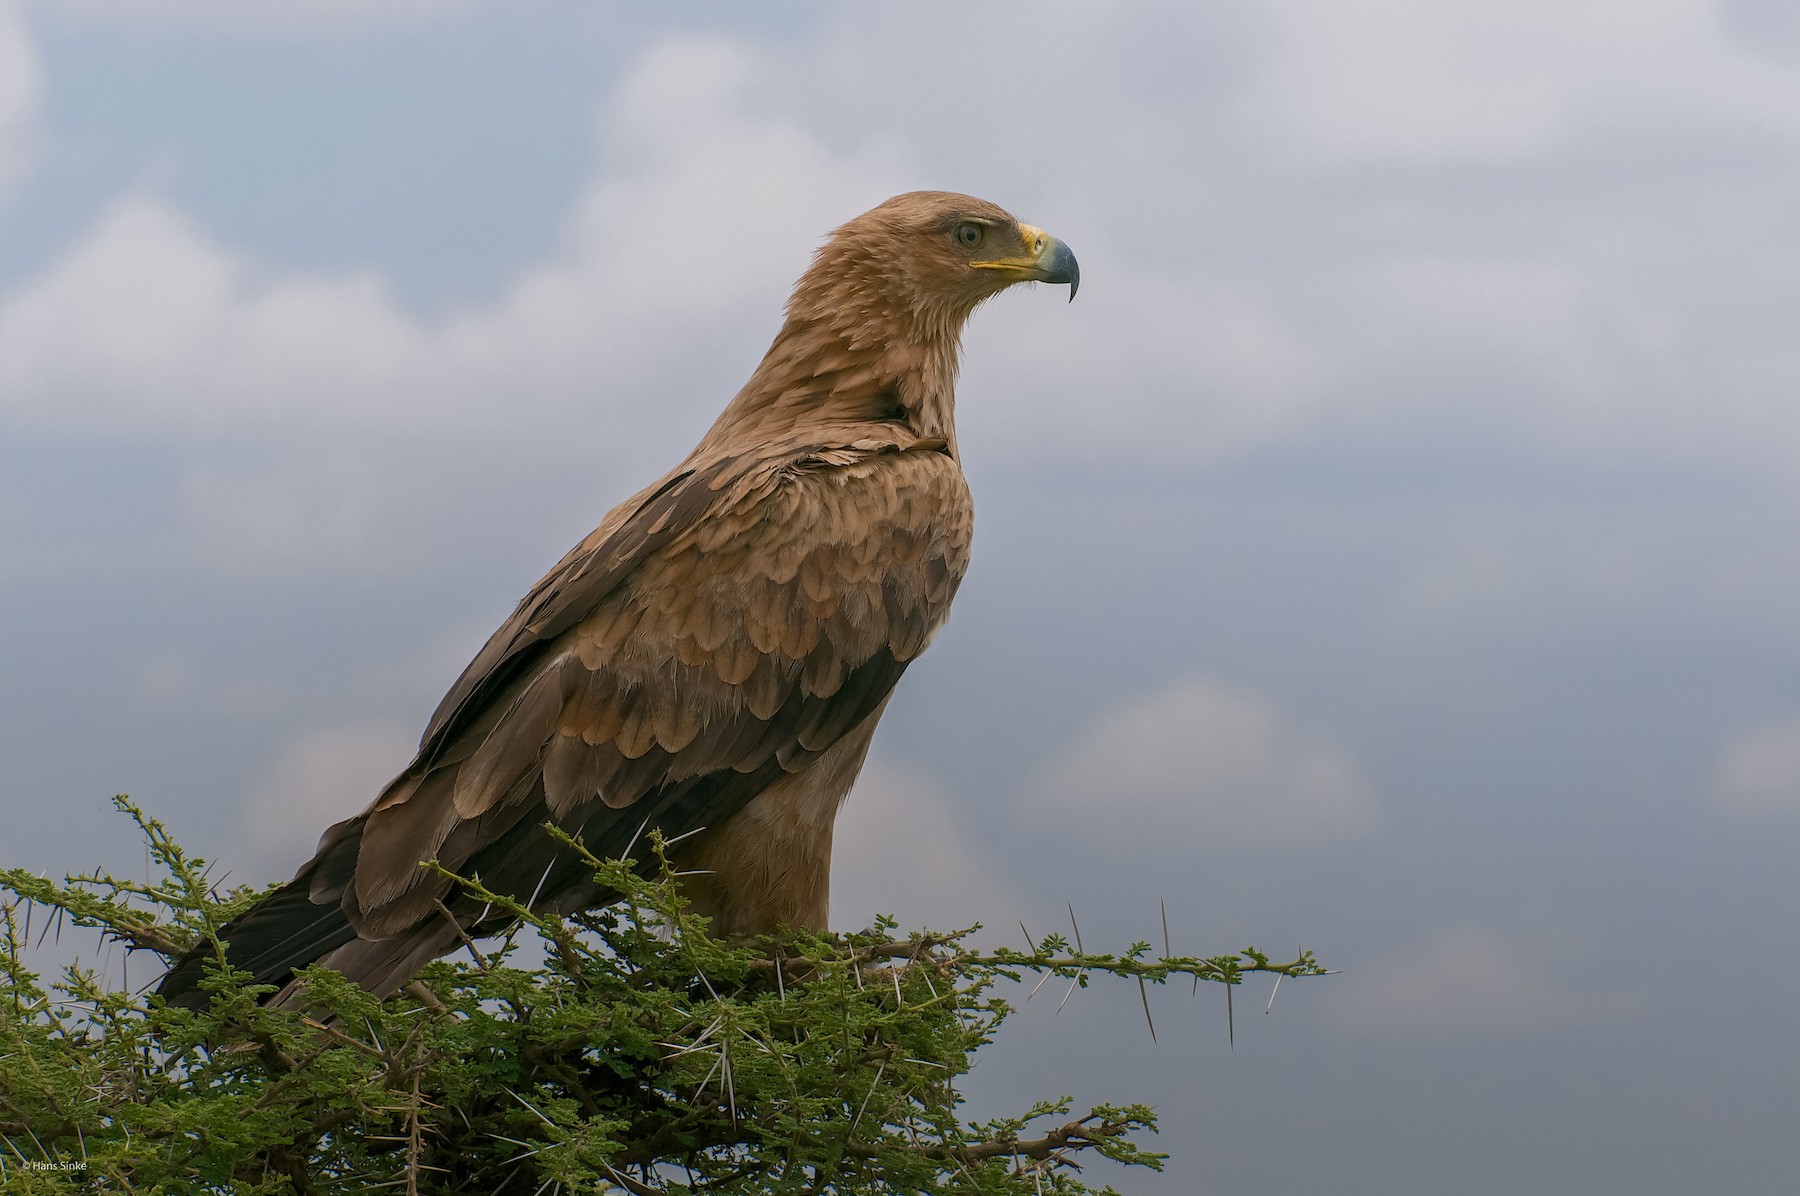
[0,805,1326,1192]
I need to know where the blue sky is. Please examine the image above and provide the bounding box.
[2,2,1798,1190]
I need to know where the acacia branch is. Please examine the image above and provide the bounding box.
[840,1113,1128,1166]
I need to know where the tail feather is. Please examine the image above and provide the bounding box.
[156,816,368,1010]
[156,809,511,1011]
[157,875,360,1009]
[260,919,466,1010]
[155,776,669,1010]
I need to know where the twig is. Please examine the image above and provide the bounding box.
[432,899,488,971]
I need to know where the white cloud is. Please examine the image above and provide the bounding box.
[779,8,1800,480]
[1709,715,1800,815]
[1327,925,1633,1038]
[0,37,904,443]
[236,722,416,881]
[0,196,437,433]
[1262,0,1800,162]
[1023,678,1376,849]
[0,14,1354,476]
[0,0,40,205]
[832,758,1018,935]
[6,10,1800,490]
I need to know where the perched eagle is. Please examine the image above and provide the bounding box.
[158,191,1078,1008]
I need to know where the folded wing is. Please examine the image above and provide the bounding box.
[157,432,969,1005]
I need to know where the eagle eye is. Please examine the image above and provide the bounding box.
[954,222,983,248]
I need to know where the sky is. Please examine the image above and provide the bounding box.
[2,1,1798,1190]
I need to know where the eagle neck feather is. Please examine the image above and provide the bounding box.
[699,252,968,455]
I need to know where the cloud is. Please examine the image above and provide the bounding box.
[1261,0,1800,163]
[0,37,904,443]
[0,0,40,205]
[0,196,434,434]
[760,5,1800,483]
[1327,925,1634,1038]
[235,722,416,881]
[8,8,1800,492]
[831,758,1018,935]
[1023,678,1376,850]
[1709,715,1800,815]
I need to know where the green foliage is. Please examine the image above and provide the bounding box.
[0,798,1325,1193]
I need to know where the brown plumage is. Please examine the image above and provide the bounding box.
[158,191,1078,1008]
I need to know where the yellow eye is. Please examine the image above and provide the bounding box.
[954,222,983,248]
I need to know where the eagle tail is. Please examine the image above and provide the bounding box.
[156,816,366,1010]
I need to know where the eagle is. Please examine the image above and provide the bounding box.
[158,191,1079,1009]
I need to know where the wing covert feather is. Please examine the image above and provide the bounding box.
[350,437,968,935]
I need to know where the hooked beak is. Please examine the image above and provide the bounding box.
[973,223,1080,301]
